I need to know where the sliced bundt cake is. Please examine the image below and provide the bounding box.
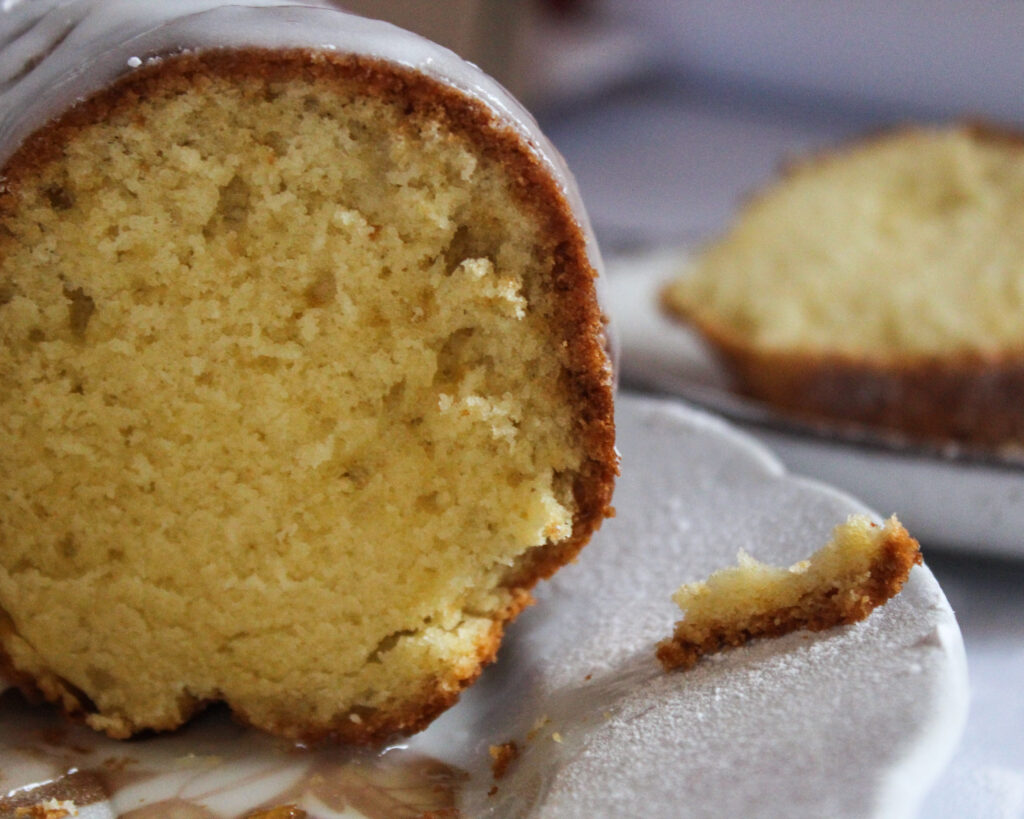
[0,3,616,743]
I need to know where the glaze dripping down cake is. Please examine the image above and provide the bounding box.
[0,3,616,743]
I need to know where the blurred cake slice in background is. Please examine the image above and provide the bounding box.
[662,125,1024,448]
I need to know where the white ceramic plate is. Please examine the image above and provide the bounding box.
[607,248,1024,558]
[0,396,967,818]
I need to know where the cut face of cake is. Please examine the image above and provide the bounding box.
[657,516,921,671]
[662,125,1024,447]
[0,11,616,743]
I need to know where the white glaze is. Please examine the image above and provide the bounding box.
[0,0,604,292]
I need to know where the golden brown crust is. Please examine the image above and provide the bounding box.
[1,554,536,748]
[661,298,1024,448]
[244,587,535,746]
[0,49,616,744]
[655,522,922,671]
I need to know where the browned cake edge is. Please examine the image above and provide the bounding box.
[0,49,617,745]
[655,520,922,672]
[660,299,1024,448]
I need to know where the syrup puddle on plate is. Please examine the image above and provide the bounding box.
[0,690,465,818]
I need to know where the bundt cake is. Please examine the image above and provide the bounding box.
[662,125,1024,448]
[657,515,922,671]
[0,0,616,743]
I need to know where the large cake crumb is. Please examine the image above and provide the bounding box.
[657,515,921,671]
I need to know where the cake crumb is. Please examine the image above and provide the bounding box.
[15,800,77,819]
[657,515,921,671]
[489,741,518,780]
[525,715,549,742]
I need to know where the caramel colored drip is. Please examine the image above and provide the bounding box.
[0,770,108,813]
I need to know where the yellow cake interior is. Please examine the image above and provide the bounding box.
[671,515,903,629]
[0,59,592,737]
[663,127,1024,357]
[656,514,921,672]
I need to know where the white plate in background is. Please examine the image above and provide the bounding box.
[606,248,1024,558]
[0,396,967,817]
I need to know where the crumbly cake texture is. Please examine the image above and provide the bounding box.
[489,740,519,780]
[656,515,921,671]
[0,50,616,743]
[662,125,1024,446]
